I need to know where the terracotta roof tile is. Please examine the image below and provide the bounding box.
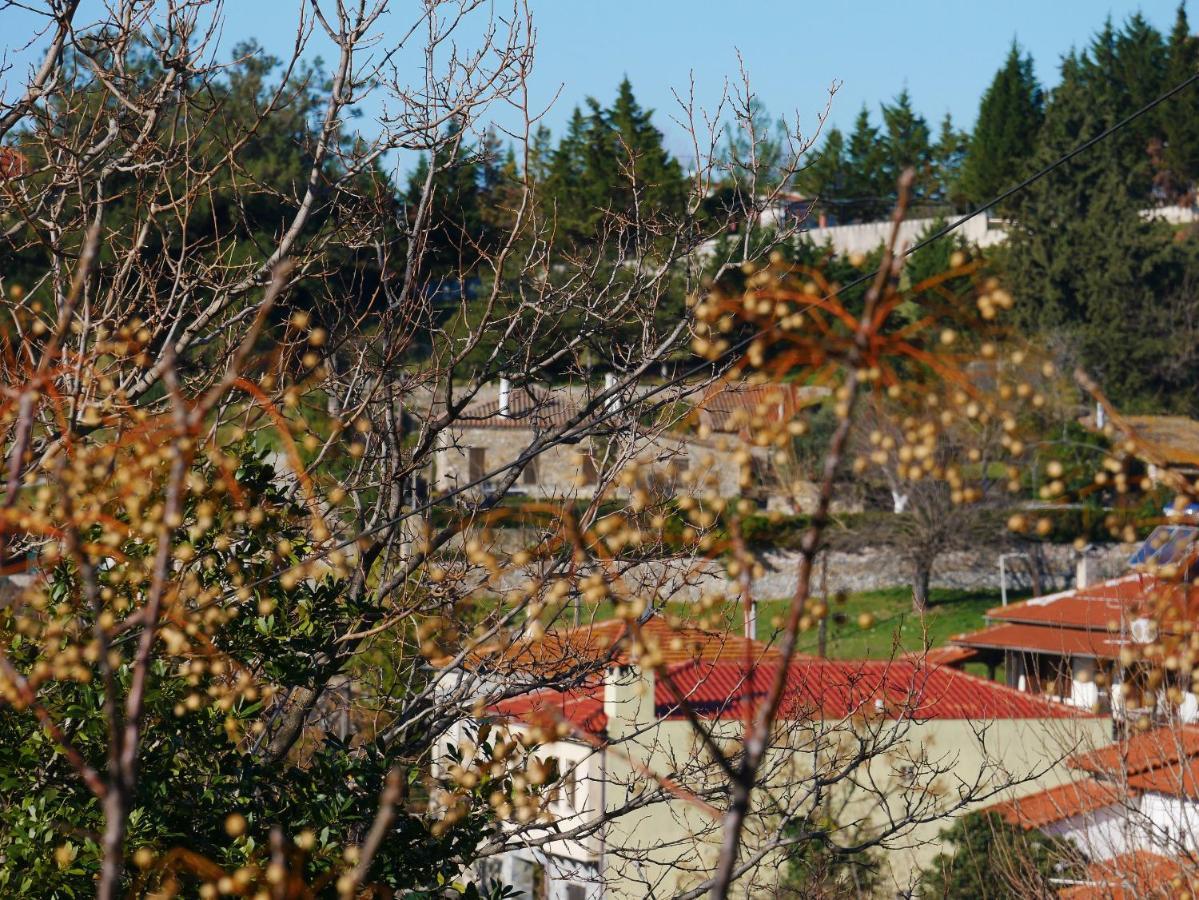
[986,575,1173,629]
[1113,415,1199,469]
[986,779,1122,829]
[1059,850,1187,900]
[1126,756,1199,799]
[694,382,821,434]
[492,657,1093,736]
[1070,726,1199,779]
[951,622,1130,659]
[460,391,581,429]
[902,645,978,666]
[471,614,783,679]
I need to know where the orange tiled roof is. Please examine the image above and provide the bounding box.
[471,613,783,678]
[493,656,1095,737]
[1059,850,1187,900]
[1070,726,1199,779]
[986,779,1122,830]
[951,622,1130,659]
[1126,756,1199,800]
[986,575,1174,629]
[694,381,822,433]
[901,645,978,666]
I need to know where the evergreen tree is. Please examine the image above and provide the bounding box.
[603,77,687,220]
[957,41,1044,208]
[1108,13,1169,197]
[880,88,932,197]
[1161,3,1199,197]
[546,106,595,239]
[919,812,1081,899]
[796,127,847,216]
[930,112,969,208]
[1003,48,1199,412]
[404,120,485,278]
[543,79,685,244]
[844,107,891,220]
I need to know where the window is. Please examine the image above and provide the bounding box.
[522,454,539,486]
[565,885,587,900]
[468,447,486,482]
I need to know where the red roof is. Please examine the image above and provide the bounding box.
[902,645,978,666]
[986,575,1169,629]
[986,779,1122,829]
[1071,726,1199,779]
[951,622,1130,659]
[474,615,783,678]
[492,685,607,737]
[1126,757,1199,799]
[1059,850,1187,900]
[492,658,1092,737]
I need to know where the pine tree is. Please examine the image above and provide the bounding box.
[545,106,597,240]
[404,120,484,278]
[1108,13,1168,197]
[543,79,685,244]
[930,113,969,208]
[603,77,687,219]
[797,127,848,220]
[880,88,932,197]
[844,107,890,221]
[1161,3,1199,197]
[1003,49,1199,412]
[957,41,1043,208]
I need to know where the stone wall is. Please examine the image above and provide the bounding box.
[483,528,1136,603]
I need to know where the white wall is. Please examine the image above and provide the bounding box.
[1045,804,1135,859]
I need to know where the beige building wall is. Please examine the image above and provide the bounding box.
[503,679,1111,898]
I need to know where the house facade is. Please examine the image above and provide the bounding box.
[951,525,1199,725]
[465,619,1104,897]
[988,725,1199,894]
[433,380,824,511]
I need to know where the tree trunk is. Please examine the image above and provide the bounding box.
[912,559,932,614]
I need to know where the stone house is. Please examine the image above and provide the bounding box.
[433,380,824,511]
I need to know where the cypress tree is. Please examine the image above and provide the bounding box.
[958,41,1043,208]
[930,112,969,208]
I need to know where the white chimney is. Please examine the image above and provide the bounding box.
[499,377,511,417]
[603,663,654,741]
[1096,402,1106,430]
[604,372,619,413]
[1076,548,1093,590]
[744,599,757,640]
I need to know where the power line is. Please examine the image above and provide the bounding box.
[234,66,1199,598]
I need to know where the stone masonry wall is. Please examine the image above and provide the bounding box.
[482,527,1137,603]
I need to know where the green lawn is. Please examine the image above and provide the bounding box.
[754,587,1013,661]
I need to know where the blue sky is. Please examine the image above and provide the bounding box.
[1,1,1190,166]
